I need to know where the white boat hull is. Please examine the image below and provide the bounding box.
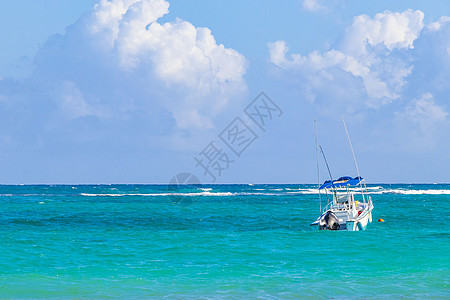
[310,202,373,231]
[345,209,372,231]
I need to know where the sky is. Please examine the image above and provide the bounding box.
[0,0,449,184]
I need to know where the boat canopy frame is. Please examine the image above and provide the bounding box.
[319,176,364,190]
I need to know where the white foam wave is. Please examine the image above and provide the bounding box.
[299,188,450,195]
[75,188,450,198]
[239,192,281,196]
[200,192,234,196]
[81,193,127,197]
[369,189,450,195]
[286,189,319,194]
[0,187,448,198]
[365,186,384,190]
[80,191,235,197]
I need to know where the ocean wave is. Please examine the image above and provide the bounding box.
[365,186,384,190]
[300,188,450,195]
[1,186,448,198]
[21,188,450,198]
[286,189,318,194]
[80,191,235,197]
[368,189,450,195]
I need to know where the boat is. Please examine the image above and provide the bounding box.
[310,176,374,231]
[310,118,374,231]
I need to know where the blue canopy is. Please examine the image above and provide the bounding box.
[319,176,364,190]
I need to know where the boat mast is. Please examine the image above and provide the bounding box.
[319,145,337,201]
[314,118,321,212]
[341,116,366,202]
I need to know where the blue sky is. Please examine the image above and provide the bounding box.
[0,0,449,184]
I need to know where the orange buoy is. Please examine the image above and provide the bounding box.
[378,218,384,222]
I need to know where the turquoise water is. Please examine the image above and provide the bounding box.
[0,184,448,298]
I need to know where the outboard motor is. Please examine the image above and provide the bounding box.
[319,211,340,230]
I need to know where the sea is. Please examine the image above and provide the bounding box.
[0,184,448,299]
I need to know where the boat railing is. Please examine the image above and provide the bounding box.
[322,201,333,212]
[322,189,354,212]
[334,203,350,210]
[322,200,351,212]
[322,200,353,212]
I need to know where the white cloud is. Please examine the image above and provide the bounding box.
[0,0,248,163]
[87,0,247,129]
[391,93,448,151]
[59,82,93,120]
[9,0,247,132]
[302,0,327,12]
[90,0,169,47]
[268,41,368,76]
[268,9,450,155]
[57,81,114,121]
[269,9,424,107]
[0,0,245,134]
[341,10,424,56]
[404,93,447,126]
[426,16,450,32]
